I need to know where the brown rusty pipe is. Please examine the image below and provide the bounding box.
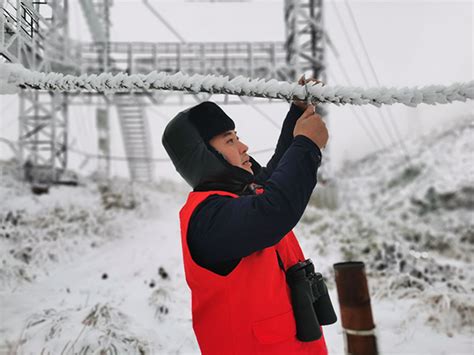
[333,261,378,355]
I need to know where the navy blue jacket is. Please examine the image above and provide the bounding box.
[188,104,322,275]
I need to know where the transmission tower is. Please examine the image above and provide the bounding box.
[285,0,326,82]
[78,0,114,180]
[1,0,81,185]
[285,0,337,209]
[1,0,331,189]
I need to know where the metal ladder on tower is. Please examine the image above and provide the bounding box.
[79,0,155,182]
[115,95,154,182]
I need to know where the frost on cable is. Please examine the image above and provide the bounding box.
[0,63,473,107]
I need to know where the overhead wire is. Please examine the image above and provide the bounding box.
[72,104,92,170]
[3,64,470,105]
[69,143,277,162]
[5,0,466,181]
[239,96,281,130]
[147,101,278,159]
[142,0,186,43]
[148,105,171,124]
[330,0,409,159]
[203,67,282,130]
[250,147,275,155]
[68,144,276,163]
[324,30,386,149]
[326,54,386,149]
[71,2,93,169]
[326,67,381,149]
[68,99,279,164]
[69,146,172,163]
[343,0,411,161]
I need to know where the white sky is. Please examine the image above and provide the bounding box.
[1,0,473,181]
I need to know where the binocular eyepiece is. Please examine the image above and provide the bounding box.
[286,259,337,342]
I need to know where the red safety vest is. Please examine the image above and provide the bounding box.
[179,190,328,355]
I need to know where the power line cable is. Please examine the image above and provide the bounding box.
[148,105,171,124]
[74,104,90,154]
[343,0,411,161]
[327,56,385,149]
[326,67,381,149]
[251,147,275,155]
[331,1,404,150]
[69,144,276,163]
[69,146,172,163]
[239,96,281,130]
[203,67,281,130]
[78,103,103,170]
[73,104,97,171]
[323,10,388,149]
[142,0,186,43]
[147,99,280,156]
[325,37,386,149]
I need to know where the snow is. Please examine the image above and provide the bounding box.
[1,113,473,354]
[2,63,473,107]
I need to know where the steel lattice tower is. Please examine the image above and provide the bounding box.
[285,0,337,209]
[2,0,333,197]
[1,0,80,185]
[285,0,326,82]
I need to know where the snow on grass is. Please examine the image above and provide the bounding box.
[1,114,473,354]
[1,171,195,354]
[296,114,474,343]
[16,303,152,354]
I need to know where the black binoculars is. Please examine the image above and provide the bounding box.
[286,258,337,342]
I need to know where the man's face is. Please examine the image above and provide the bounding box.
[209,130,254,175]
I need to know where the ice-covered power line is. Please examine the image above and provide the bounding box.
[1,64,472,107]
[325,40,386,149]
[70,144,277,163]
[239,96,281,130]
[326,67,382,149]
[142,0,186,43]
[70,147,171,163]
[342,0,410,161]
[331,1,401,147]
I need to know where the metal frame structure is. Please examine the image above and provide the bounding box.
[285,0,326,81]
[1,0,80,184]
[18,90,69,183]
[81,41,287,77]
[285,0,337,209]
[78,0,114,180]
[1,0,329,187]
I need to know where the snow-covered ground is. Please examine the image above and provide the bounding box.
[1,114,473,354]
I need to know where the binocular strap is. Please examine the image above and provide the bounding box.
[275,250,285,272]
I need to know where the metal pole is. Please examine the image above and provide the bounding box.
[333,261,378,355]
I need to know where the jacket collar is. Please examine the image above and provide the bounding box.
[162,108,264,195]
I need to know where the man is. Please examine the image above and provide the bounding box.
[162,85,330,354]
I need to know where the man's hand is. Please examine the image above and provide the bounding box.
[293,104,328,150]
[292,75,325,111]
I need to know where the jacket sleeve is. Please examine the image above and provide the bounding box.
[187,135,322,266]
[254,103,304,184]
